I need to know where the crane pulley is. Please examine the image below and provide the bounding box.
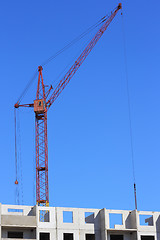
[14,3,122,207]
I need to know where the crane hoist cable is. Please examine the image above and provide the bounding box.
[14,109,18,184]
[17,110,24,205]
[121,10,138,210]
[14,108,24,205]
[14,108,19,204]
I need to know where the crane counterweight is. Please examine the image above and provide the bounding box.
[34,99,45,113]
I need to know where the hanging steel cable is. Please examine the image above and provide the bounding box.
[14,108,19,204]
[17,110,24,205]
[14,107,24,205]
[121,10,137,210]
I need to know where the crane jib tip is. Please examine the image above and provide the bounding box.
[118,3,122,9]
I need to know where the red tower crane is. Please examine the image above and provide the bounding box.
[14,3,122,207]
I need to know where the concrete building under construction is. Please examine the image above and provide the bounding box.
[0,203,159,240]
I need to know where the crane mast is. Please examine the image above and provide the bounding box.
[14,3,122,207]
[35,66,49,206]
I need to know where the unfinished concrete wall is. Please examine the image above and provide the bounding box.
[1,204,160,240]
[103,209,138,240]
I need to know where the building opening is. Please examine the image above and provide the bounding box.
[63,233,74,240]
[86,234,95,240]
[110,235,124,240]
[8,232,23,239]
[40,232,50,240]
[141,236,155,240]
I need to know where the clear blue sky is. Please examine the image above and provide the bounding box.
[0,0,160,211]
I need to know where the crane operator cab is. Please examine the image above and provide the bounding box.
[34,99,45,114]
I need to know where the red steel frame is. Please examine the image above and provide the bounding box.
[14,4,122,207]
[35,66,49,206]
